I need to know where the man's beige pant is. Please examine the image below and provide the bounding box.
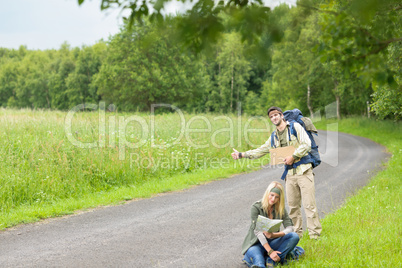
[286,168,322,238]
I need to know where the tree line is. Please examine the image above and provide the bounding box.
[0,2,400,119]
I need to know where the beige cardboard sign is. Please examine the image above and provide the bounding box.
[269,146,295,165]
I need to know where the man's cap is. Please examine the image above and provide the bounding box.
[267,106,283,116]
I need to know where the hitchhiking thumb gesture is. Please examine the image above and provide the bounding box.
[231,148,241,160]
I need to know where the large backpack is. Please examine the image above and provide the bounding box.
[270,109,321,180]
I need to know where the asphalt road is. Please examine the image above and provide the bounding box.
[0,131,388,268]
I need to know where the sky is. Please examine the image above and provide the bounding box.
[0,0,296,51]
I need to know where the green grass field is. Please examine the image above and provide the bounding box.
[0,108,271,228]
[1,109,401,266]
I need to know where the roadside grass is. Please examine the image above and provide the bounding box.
[289,118,402,267]
[0,108,271,229]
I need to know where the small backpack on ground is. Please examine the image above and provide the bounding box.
[270,108,321,180]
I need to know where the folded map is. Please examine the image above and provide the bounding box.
[255,215,283,233]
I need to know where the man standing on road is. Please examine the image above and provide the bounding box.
[231,106,322,239]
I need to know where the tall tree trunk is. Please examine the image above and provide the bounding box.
[218,62,222,112]
[230,51,234,112]
[218,63,221,89]
[307,84,314,119]
[236,75,239,109]
[44,82,51,109]
[46,95,50,109]
[334,80,341,119]
[336,95,341,120]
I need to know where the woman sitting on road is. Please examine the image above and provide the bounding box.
[242,181,302,267]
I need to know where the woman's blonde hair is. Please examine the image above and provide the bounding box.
[261,181,285,218]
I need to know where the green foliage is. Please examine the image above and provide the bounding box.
[266,9,332,115]
[65,43,106,106]
[94,19,210,111]
[78,0,282,60]
[0,1,399,119]
[0,43,79,110]
[371,86,402,121]
[205,32,251,113]
[0,50,52,109]
[317,0,401,87]
[370,43,402,120]
[0,59,18,107]
[175,0,225,53]
[244,91,262,115]
[47,46,77,110]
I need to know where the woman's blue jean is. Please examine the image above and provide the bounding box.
[243,232,299,267]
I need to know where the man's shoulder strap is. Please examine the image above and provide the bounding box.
[287,121,298,138]
[270,130,277,148]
